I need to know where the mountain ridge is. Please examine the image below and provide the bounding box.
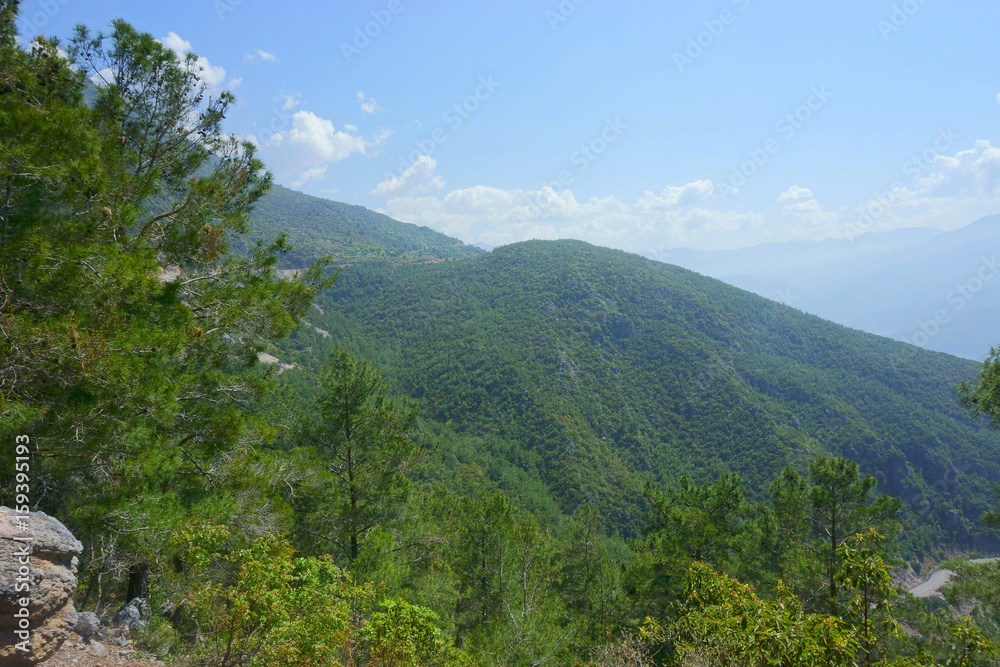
[237,183,483,267]
[274,238,999,549]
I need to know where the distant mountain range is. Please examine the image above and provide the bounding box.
[647,217,1000,360]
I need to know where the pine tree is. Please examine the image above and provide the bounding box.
[0,4,329,603]
[303,346,420,561]
[770,457,901,616]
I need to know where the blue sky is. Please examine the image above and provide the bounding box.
[17,0,1000,251]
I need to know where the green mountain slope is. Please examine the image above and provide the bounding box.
[276,240,999,546]
[238,184,482,266]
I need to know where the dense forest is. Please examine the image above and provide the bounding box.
[277,241,999,551]
[3,3,1000,665]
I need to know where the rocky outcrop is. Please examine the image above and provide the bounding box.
[0,507,83,665]
[111,598,149,635]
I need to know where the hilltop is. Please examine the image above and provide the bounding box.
[236,184,483,267]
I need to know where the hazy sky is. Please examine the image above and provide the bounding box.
[18,0,1000,251]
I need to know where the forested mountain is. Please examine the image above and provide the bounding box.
[236,183,483,267]
[7,6,1000,664]
[275,239,999,549]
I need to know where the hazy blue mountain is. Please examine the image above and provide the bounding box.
[650,218,999,359]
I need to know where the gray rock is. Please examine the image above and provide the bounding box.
[88,639,109,658]
[74,611,101,642]
[0,507,83,666]
[112,597,149,633]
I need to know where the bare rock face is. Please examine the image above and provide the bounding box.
[0,507,83,665]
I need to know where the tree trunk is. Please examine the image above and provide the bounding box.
[126,561,149,601]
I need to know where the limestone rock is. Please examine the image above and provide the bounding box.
[0,507,83,665]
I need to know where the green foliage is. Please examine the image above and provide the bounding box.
[630,474,777,624]
[0,6,327,607]
[172,530,473,667]
[667,551,996,667]
[837,530,904,665]
[365,599,473,667]
[942,618,999,667]
[673,562,860,667]
[644,474,747,564]
[286,240,999,549]
[958,350,1000,531]
[180,533,368,667]
[558,503,626,644]
[959,347,1000,429]
[298,346,421,561]
[771,457,902,615]
[452,492,571,665]
[947,560,1000,659]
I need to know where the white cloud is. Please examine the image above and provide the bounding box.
[372,155,445,196]
[380,180,763,251]
[261,110,390,186]
[244,48,277,64]
[635,180,715,212]
[159,32,190,55]
[777,185,813,202]
[909,139,1000,199]
[228,76,244,89]
[777,187,839,235]
[159,32,226,89]
[845,139,1000,237]
[780,197,839,230]
[281,95,301,112]
[357,91,383,115]
[292,165,328,189]
[370,127,393,148]
[90,67,116,86]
